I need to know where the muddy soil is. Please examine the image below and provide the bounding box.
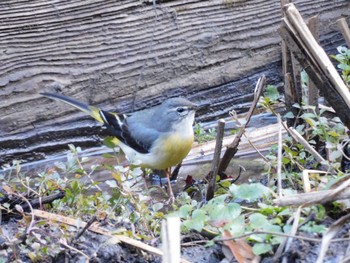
[1,215,350,262]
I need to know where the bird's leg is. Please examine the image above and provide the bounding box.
[141,168,150,192]
[166,167,175,204]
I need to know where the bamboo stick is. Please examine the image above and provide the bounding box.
[337,17,350,47]
[279,4,350,129]
[284,4,350,109]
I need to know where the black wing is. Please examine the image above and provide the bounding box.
[99,110,152,154]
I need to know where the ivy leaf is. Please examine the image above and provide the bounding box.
[300,222,327,234]
[222,215,245,236]
[249,213,270,229]
[252,243,272,255]
[182,209,207,232]
[179,204,194,219]
[230,183,271,202]
[208,203,241,221]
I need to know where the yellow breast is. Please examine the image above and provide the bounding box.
[152,132,194,169]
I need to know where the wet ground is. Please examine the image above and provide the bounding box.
[2,115,350,262]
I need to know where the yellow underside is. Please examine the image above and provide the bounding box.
[154,133,194,169]
[110,133,193,170]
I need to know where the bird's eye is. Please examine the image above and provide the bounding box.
[176,107,188,115]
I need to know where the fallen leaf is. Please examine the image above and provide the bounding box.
[222,230,260,263]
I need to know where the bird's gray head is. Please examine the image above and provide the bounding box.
[153,98,197,132]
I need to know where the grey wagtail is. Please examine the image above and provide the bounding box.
[41,92,198,198]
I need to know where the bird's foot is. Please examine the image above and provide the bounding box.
[166,194,175,205]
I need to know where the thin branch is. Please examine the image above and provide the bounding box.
[316,213,350,263]
[218,75,266,174]
[206,119,225,201]
[73,215,97,242]
[75,156,102,192]
[214,230,350,243]
[277,114,283,198]
[243,133,269,162]
[281,206,302,263]
[33,209,165,257]
[10,192,36,234]
[59,239,90,261]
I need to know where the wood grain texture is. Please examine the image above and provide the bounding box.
[0,0,348,165]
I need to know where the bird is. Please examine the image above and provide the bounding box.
[41,92,198,201]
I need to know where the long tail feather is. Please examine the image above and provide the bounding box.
[40,92,103,123]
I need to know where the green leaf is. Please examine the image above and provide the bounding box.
[207,194,229,206]
[208,203,241,221]
[103,136,117,148]
[338,63,350,71]
[329,150,342,161]
[2,203,10,209]
[304,117,317,127]
[222,215,245,236]
[179,204,194,219]
[292,103,301,109]
[249,213,270,229]
[71,180,79,192]
[301,112,317,119]
[301,70,309,85]
[102,153,116,158]
[282,157,291,165]
[327,130,340,138]
[105,180,118,188]
[264,85,279,102]
[152,203,164,212]
[182,209,207,232]
[131,167,143,177]
[252,243,272,255]
[337,45,347,55]
[300,222,327,234]
[230,183,270,202]
[284,111,294,119]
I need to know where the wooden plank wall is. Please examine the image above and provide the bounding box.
[0,0,348,165]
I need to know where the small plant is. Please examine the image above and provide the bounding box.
[194,123,217,143]
[331,46,350,88]
[172,183,283,255]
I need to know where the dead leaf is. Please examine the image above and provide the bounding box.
[222,230,260,263]
[2,184,14,195]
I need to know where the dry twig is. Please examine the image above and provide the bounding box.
[316,213,350,263]
[274,178,350,206]
[218,75,266,174]
[206,119,225,201]
[33,210,191,263]
[277,114,283,198]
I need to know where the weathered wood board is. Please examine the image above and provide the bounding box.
[0,0,348,166]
